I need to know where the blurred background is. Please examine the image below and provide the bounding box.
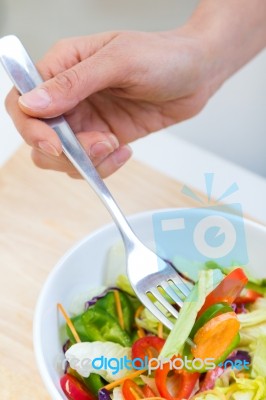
[0,0,265,176]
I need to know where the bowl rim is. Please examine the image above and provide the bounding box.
[33,207,266,400]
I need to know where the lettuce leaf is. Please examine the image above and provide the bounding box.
[67,291,134,346]
[69,286,107,316]
[104,241,126,286]
[195,373,266,399]
[160,269,224,360]
[192,390,228,399]
[116,274,136,297]
[65,341,131,382]
[135,303,172,337]
[215,372,266,400]
[251,336,266,378]
[238,299,266,347]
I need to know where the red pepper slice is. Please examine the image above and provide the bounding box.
[122,379,155,400]
[234,288,263,304]
[132,336,166,368]
[155,356,199,400]
[198,268,248,317]
[60,374,96,400]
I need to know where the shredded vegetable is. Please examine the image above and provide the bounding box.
[58,250,266,400]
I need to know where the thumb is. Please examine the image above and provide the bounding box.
[18,52,122,118]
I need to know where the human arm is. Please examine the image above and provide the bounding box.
[5,0,266,178]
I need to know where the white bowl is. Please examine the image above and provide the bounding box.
[33,208,266,400]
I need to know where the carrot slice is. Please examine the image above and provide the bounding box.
[191,312,240,361]
[57,303,81,343]
[157,322,164,339]
[114,290,125,330]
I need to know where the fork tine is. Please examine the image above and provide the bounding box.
[159,282,183,308]
[169,276,191,297]
[141,294,174,331]
[149,287,180,319]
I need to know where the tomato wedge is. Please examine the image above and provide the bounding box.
[122,379,156,400]
[198,268,248,317]
[155,356,199,400]
[132,336,165,368]
[234,288,263,304]
[60,374,96,400]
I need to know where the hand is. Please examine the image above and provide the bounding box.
[5,29,213,178]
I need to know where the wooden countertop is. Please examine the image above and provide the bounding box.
[0,144,206,399]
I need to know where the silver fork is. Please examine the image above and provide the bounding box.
[0,35,191,330]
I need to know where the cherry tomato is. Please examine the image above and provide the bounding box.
[132,336,166,368]
[198,268,248,317]
[155,356,199,400]
[60,374,96,400]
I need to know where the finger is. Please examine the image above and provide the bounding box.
[6,87,120,159]
[68,145,133,179]
[18,34,126,118]
[36,33,119,79]
[97,145,132,178]
[5,87,63,155]
[32,144,132,179]
[31,131,121,173]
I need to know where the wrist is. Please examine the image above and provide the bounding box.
[175,0,266,96]
[168,25,223,99]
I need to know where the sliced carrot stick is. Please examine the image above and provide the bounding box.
[191,312,240,361]
[57,303,81,343]
[135,305,145,320]
[157,322,163,339]
[137,328,146,338]
[114,290,125,330]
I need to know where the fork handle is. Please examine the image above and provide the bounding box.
[0,35,137,246]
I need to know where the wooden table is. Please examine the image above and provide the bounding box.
[0,144,205,399]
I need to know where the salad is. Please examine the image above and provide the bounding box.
[58,245,266,400]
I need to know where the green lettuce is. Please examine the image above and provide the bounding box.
[116,274,136,297]
[104,241,126,286]
[216,372,266,400]
[160,269,224,359]
[65,341,131,382]
[238,299,266,347]
[194,373,266,400]
[135,303,172,337]
[67,291,135,346]
[251,336,266,378]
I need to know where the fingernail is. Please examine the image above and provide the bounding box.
[38,141,61,156]
[114,145,132,166]
[19,88,51,109]
[90,141,113,158]
[108,134,119,150]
